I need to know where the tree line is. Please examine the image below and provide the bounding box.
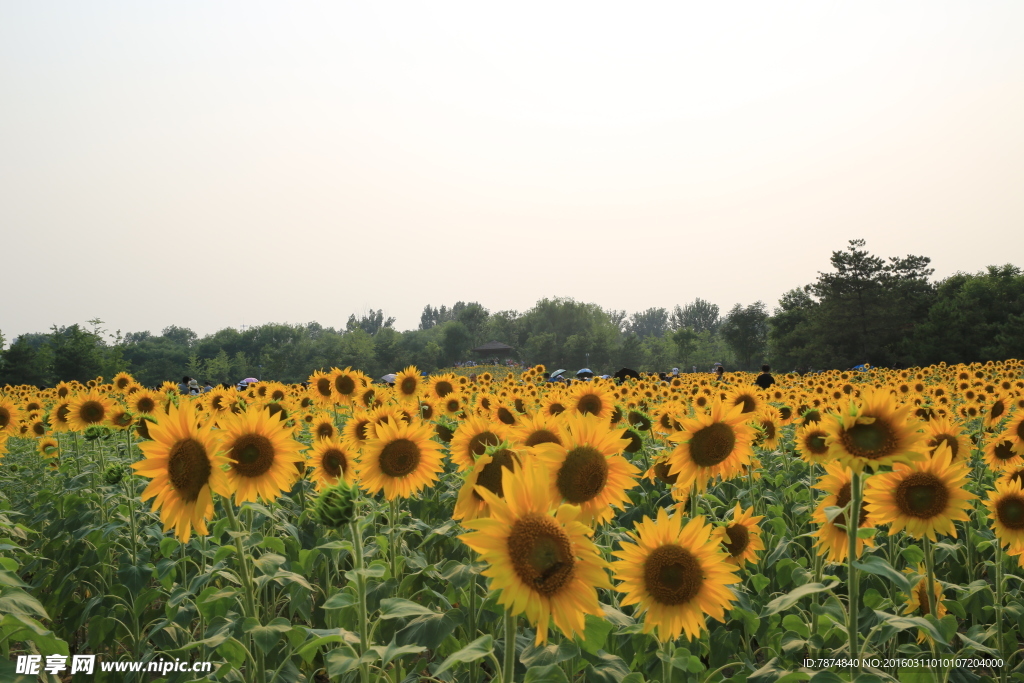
[1,241,1022,387]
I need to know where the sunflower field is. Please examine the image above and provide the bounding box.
[1,361,1024,683]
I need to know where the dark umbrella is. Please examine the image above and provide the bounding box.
[576,368,594,378]
[614,368,640,381]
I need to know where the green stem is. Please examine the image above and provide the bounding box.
[996,541,1007,683]
[503,610,516,683]
[389,498,401,583]
[224,501,264,683]
[922,536,938,625]
[846,471,863,672]
[468,572,478,683]
[661,639,674,683]
[349,517,371,683]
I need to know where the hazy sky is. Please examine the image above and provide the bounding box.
[2,2,1022,341]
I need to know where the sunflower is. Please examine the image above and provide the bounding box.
[902,565,947,643]
[203,387,237,418]
[128,388,163,417]
[342,410,375,448]
[308,370,336,407]
[393,366,422,404]
[309,437,357,492]
[450,414,510,472]
[984,397,1011,429]
[130,401,232,542]
[37,437,60,458]
[713,503,765,567]
[490,400,521,427]
[329,367,364,405]
[0,396,23,436]
[982,435,1024,472]
[924,414,971,461]
[307,412,336,441]
[438,393,465,419]
[427,374,458,400]
[725,387,761,415]
[794,424,831,465]
[509,412,564,451]
[1005,411,1024,452]
[534,412,638,525]
[453,443,523,523]
[65,389,117,432]
[822,388,927,473]
[984,477,1024,551]
[863,442,976,541]
[612,508,739,642]
[459,460,611,645]
[539,392,568,418]
[357,419,445,500]
[752,405,782,451]
[811,462,875,563]
[666,399,755,493]
[220,406,305,505]
[565,382,615,420]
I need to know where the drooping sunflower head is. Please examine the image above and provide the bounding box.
[822,388,928,473]
[811,461,874,563]
[612,508,740,643]
[459,460,611,645]
[902,565,948,643]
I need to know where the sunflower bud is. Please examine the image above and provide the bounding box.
[104,463,125,486]
[315,481,358,528]
[84,426,105,441]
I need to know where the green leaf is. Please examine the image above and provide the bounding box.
[370,639,425,667]
[582,652,632,683]
[763,581,839,615]
[781,614,809,639]
[751,573,770,594]
[525,664,571,683]
[117,563,153,596]
[433,634,494,676]
[260,536,286,554]
[396,610,462,650]
[809,672,844,683]
[520,638,579,668]
[576,613,614,655]
[252,553,287,576]
[345,564,386,581]
[379,597,438,620]
[325,648,360,677]
[873,610,947,645]
[323,592,356,610]
[160,536,180,558]
[216,636,248,668]
[852,556,910,594]
[0,589,49,619]
[243,617,291,655]
[213,545,236,564]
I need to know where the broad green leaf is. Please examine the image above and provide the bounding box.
[763,581,839,615]
[873,610,946,645]
[433,634,494,676]
[396,610,462,650]
[525,664,570,683]
[369,640,425,667]
[379,597,437,620]
[325,648,360,677]
[576,613,614,655]
[323,592,356,610]
[852,555,910,594]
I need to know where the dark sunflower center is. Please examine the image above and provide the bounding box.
[996,495,1024,530]
[230,434,276,478]
[624,430,643,453]
[643,544,703,605]
[991,401,1006,420]
[469,431,500,456]
[497,407,517,425]
[435,381,453,397]
[802,410,821,425]
[577,394,603,416]
[322,449,346,478]
[734,395,756,413]
[316,423,334,439]
[832,482,869,527]
[556,446,608,504]
[841,417,896,459]
[629,411,651,431]
[335,375,356,396]
[547,402,565,416]
[688,422,737,467]
[761,420,776,440]
[895,472,949,519]
[400,377,417,395]
[994,441,1018,461]
[916,582,932,616]
[316,378,332,398]
[79,401,106,424]
[379,438,421,477]
[435,423,454,443]
[779,406,793,421]
[472,449,518,500]
[137,397,156,413]
[929,434,958,458]
[445,399,460,413]
[506,513,575,597]
[525,429,561,447]
[0,408,11,428]
[654,460,678,485]
[167,438,212,503]
[723,524,749,556]
[806,431,829,455]
[354,420,371,441]
[32,422,46,436]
